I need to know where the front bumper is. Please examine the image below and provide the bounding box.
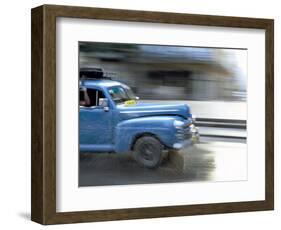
[173,139,192,149]
[190,123,200,143]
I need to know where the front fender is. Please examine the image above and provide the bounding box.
[114,116,179,153]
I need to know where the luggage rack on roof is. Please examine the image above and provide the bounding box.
[79,68,116,80]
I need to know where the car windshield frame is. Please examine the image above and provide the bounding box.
[107,84,136,105]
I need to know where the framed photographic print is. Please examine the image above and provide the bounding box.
[31,4,274,225]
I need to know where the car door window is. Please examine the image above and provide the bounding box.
[79,88,105,107]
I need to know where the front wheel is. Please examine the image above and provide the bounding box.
[133,136,163,169]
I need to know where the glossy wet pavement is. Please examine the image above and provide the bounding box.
[79,137,247,187]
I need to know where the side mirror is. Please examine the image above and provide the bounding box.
[99,98,109,112]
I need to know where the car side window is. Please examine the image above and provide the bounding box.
[79,88,106,107]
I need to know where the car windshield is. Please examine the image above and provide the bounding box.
[108,85,136,105]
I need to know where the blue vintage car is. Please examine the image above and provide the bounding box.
[79,70,199,168]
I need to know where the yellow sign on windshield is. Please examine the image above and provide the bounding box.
[124,100,137,106]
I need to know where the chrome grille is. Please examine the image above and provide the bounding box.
[176,125,192,140]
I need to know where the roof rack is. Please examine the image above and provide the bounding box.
[79,68,114,80]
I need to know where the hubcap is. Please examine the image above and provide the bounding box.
[141,143,155,161]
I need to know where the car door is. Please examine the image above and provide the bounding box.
[79,87,113,151]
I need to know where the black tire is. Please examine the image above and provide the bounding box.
[133,136,163,169]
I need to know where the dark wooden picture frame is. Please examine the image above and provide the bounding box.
[31,4,274,225]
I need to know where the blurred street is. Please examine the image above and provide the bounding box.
[79,135,247,186]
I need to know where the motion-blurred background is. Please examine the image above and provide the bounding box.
[80,42,246,100]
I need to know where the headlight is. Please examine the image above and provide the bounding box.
[173,120,185,129]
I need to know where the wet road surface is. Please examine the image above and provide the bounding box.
[79,136,247,187]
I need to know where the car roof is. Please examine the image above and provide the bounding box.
[80,79,122,89]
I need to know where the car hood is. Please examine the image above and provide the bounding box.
[117,102,191,120]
